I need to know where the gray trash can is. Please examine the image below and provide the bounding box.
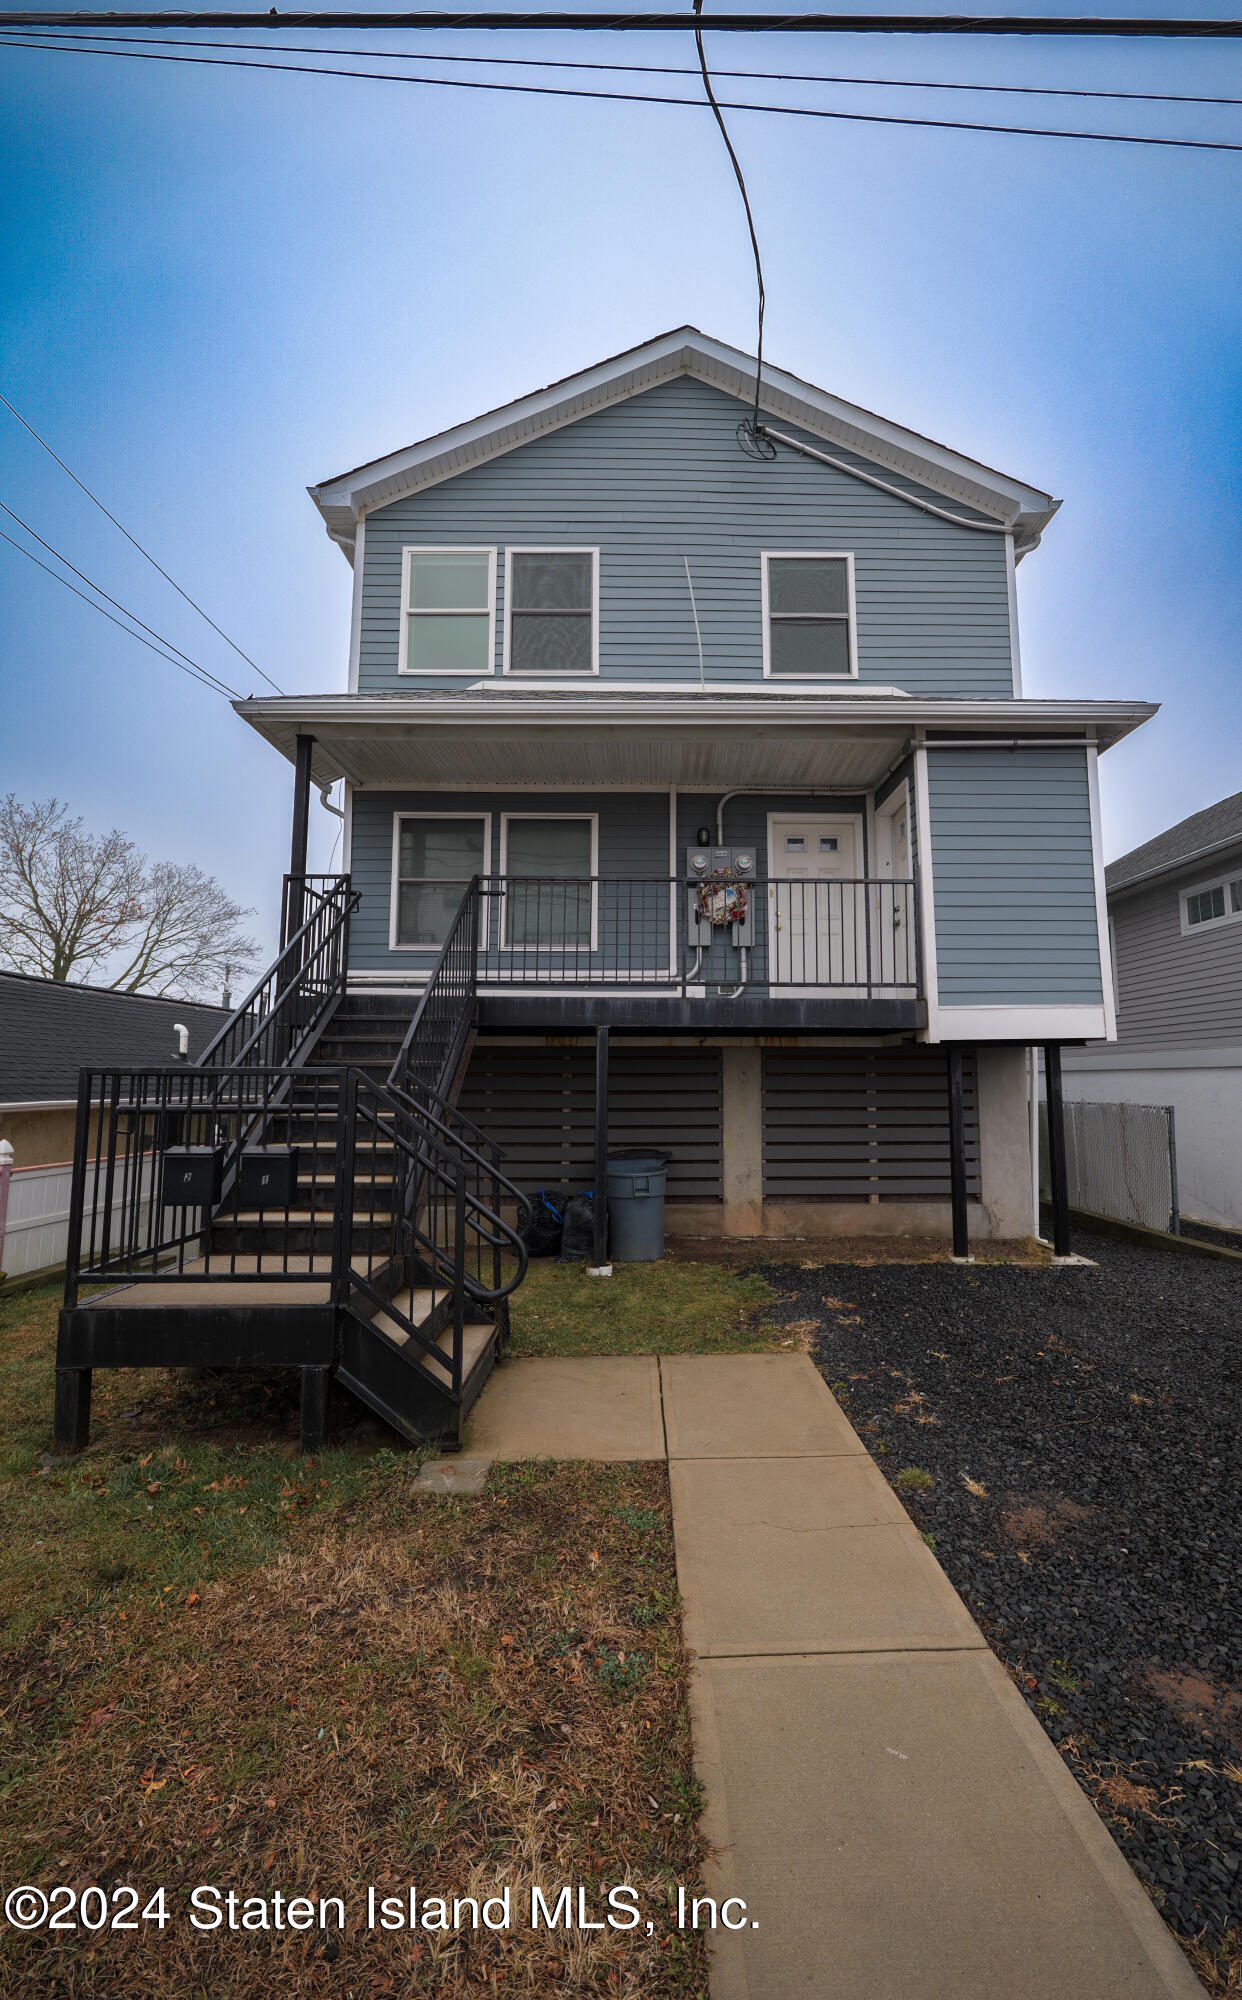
[605,1150,671,1262]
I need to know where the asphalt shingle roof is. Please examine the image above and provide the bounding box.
[1107,791,1242,896]
[0,972,232,1104]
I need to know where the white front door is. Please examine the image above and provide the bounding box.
[767,814,863,992]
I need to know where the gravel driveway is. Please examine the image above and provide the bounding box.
[759,1231,1241,1994]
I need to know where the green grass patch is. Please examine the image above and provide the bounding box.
[894,1465,935,1492]
[508,1257,780,1355]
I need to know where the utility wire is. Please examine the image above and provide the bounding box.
[3,34,1241,150]
[0,528,242,697]
[2,11,1242,37]
[0,389,284,693]
[692,0,765,434]
[0,495,242,696]
[13,27,1242,107]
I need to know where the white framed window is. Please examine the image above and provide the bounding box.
[503,548,599,677]
[398,547,496,676]
[1180,873,1242,936]
[761,551,857,679]
[499,813,598,949]
[389,813,490,949]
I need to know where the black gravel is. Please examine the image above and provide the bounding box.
[758,1231,1242,1986]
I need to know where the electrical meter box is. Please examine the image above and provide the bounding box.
[161,1146,223,1211]
[238,1147,300,1210]
[685,845,757,947]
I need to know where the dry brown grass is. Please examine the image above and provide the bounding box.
[1,1440,708,1998]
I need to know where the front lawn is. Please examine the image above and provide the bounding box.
[0,1286,709,1998]
[507,1258,781,1356]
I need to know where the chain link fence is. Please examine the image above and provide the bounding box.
[1040,1099,1180,1235]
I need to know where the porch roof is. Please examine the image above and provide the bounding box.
[235,692,1158,794]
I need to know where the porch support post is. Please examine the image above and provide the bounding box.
[946,1044,970,1260]
[300,1366,330,1456]
[52,1365,91,1456]
[1043,1042,1073,1257]
[286,733,315,945]
[592,1025,610,1271]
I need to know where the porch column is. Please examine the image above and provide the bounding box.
[592,1026,610,1270]
[1043,1043,1073,1257]
[286,733,315,945]
[946,1045,971,1260]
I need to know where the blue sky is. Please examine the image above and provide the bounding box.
[2,9,1240,968]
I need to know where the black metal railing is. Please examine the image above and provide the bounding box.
[338,1071,527,1396]
[198,874,357,1071]
[388,876,480,1100]
[456,875,920,996]
[62,1065,348,1302]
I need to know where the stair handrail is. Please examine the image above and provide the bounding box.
[386,1076,531,1233]
[387,877,480,1102]
[197,874,358,1072]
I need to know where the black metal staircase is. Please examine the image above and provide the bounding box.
[54,876,526,1456]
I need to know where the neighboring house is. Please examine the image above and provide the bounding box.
[0,972,229,1281]
[1062,791,1242,1231]
[54,328,1156,1454]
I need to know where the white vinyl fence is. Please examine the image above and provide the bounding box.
[0,1155,156,1282]
[1039,1099,1179,1235]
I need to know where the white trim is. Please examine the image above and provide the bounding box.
[1178,870,1242,937]
[911,744,940,1040]
[346,516,365,693]
[937,1004,1110,1041]
[1085,745,1117,1040]
[498,811,599,950]
[760,551,858,681]
[0,1099,77,1115]
[1005,530,1023,698]
[502,547,600,679]
[467,678,907,696]
[396,546,497,678]
[387,810,491,952]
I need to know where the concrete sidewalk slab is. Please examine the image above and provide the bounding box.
[671,1457,983,1658]
[661,1353,865,1459]
[692,1647,1204,2000]
[461,1356,664,1460]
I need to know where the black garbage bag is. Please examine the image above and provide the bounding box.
[558,1190,598,1263]
[520,1188,568,1259]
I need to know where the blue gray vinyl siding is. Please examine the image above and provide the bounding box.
[1110,846,1242,1050]
[927,746,1103,1006]
[359,376,1014,698]
[347,789,671,975]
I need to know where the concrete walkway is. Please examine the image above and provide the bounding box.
[464,1355,1204,1999]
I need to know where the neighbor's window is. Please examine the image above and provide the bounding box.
[1182,877,1242,933]
[764,553,854,677]
[400,549,494,675]
[502,816,595,946]
[506,550,597,675]
[394,817,487,946]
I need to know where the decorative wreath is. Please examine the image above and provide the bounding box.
[697,878,749,927]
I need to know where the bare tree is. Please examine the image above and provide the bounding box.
[0,795,259,999]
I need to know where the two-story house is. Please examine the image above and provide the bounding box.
[53,329,1155,1456]
[1062,790,1242,1232]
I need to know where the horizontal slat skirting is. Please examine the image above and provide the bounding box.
[761,1047,981,1201]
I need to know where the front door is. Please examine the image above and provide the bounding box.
[767,814,863,992]
[876,790,915,988]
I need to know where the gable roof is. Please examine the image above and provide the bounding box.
[309,327,1060,561]
[0,972,231,1108]
[1106,790,1242,897]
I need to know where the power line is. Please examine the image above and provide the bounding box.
[15,28,1240,109]
[692,0,766,433]
[4,33,1241,149]
[0,528,242,697]
[0,495,241,696]
[2,11,1242,35]
[0,389,284,693]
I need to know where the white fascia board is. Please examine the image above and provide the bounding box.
[936,1004,1110,1042]
[1107,834,1242,903]
[307,327,1059,556]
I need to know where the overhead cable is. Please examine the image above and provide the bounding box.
[3,34,1241,150]
[0,389,284,693]
[692,0,766,436]
[2,12,1242,38]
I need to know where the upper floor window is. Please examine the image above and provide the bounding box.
[398,548,496,676]
[504,548,599,676]
[1180,874,1242,935]
[762,552,856,679]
